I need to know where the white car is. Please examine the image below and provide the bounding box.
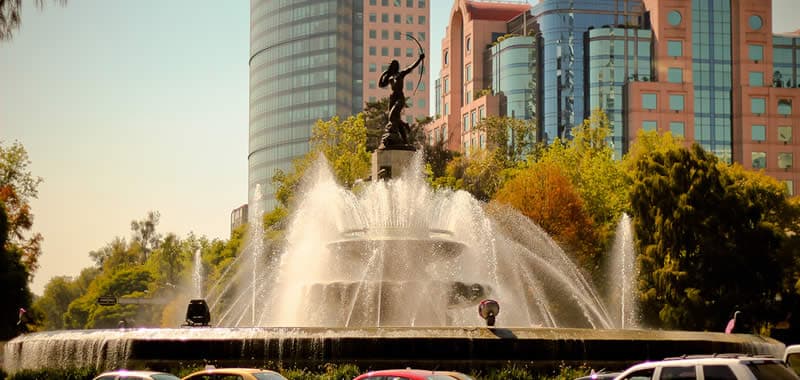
[93,370,181,380]
[784,344,800,375]
[614,354,799,379]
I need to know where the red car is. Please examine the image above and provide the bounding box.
[354,369,474,380]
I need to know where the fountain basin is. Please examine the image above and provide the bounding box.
[3,327,785,374]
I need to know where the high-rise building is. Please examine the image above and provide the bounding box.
[427,0,800,196]
[249,1,430,211]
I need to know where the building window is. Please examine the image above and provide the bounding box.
[407,0,413,7]
[466,36,472,52]
[418,15,425,24]
[779,99,793,115]
[667,40,682,57]
[669,94,685,111]
[749,15,763,30]
[381,30,388,40]
[382,0,388,5]
[667,10,682,26]
[369,46,376,56]
[405,81,413,91]
[418,0,425,7]
[643,121,657,132]
[381,47,389,56]
[779,126,792,143]
[465,64,472,82]
[443,77,449,93]
[406,48,413,57]
[394,31,401,40]
[470,110,476,129]
[369,80,376,89]
[478,106,485,120]
[443,50,448,65]
[779,152,793,169]
[749,72,763,87]
[748,44,763,61]
[418,32,425,41]
[465,90,471,102]
[394,0,401,6]
[394,47,401,56]
[667,68,683,83]
[381,13,388,23]
[752,152,766,169]
[369,13,376,22]
[463,114,469,132]
[752,125,766,141]
[417,99,425,108]
[407,15,414,24]
[751,98,766,114]
[444,103,449,115]
[370,0,376,5]
[642,93,657,109]
[369,63,376,72]
[785,180,794,196]
[670,121,685,137]
[369,30,376,39]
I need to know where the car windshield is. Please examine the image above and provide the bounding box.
[151,376,180,380]
[253,372,287,380]
[746,361,800,380]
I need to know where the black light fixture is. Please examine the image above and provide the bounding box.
[185,299,211,326]
[478,299,500,327]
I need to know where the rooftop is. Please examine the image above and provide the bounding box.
[466,0,531,22]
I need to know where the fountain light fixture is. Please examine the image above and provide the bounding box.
[478,299,500,327]
[184,299,211,327]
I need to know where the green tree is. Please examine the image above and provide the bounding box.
[33,275,81,330]
[630,144,791,330]
[0,140,43,277]
[130,211,162,263]
[476,116,538,165]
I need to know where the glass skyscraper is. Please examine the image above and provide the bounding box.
[249,0,429,212]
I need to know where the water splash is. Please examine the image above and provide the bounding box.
[192,248,204,299]
[605,214,639,329]
[211,154,628,328]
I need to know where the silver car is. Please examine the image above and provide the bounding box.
[93,370,181,380]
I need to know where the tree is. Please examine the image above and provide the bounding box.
[476,116,538,166]
[0,0,65,41]
[0,200,32,339]
[130,211,162,263]
[0,140,43,277]
[363,98,389,152]
[630,143,792,331]
[493,161,601,269]
[33,275,81,330]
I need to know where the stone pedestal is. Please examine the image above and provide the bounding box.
[371,148,415,180]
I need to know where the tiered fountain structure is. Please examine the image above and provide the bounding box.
[3,153,784,374]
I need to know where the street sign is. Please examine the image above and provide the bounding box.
[97,295,117,306]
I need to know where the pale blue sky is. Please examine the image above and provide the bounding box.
[1,0,796,294]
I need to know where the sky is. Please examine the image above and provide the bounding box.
[1,0,797,295]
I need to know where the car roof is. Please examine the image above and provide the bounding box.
[786,345,800,358]
[623,355,782,371]
[356,369,463,380]
[93,370,178,379]
[182,368,282,376]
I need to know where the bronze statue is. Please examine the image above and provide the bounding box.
[378,52,424,149]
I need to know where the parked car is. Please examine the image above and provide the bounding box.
[93,370,181,380]
[784,344,800,375]
[573,370,621,379]
[614,354,799,379]
[181,367,286,380]
[354,369,472,380]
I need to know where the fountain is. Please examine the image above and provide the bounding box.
[2,69,785,372]
[3,152,784,374]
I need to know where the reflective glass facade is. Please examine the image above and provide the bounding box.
[487,36,537,120]
[773,35,800,88]
[533,0,643,143]
[692,0,733,163]
[587,27,652,158]
[249,0,359,210]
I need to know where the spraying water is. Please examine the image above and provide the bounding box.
[606,213,639,329]
[192,248,204,299]
[210,154,628,329]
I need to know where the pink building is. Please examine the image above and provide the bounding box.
[363,0,431,124]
